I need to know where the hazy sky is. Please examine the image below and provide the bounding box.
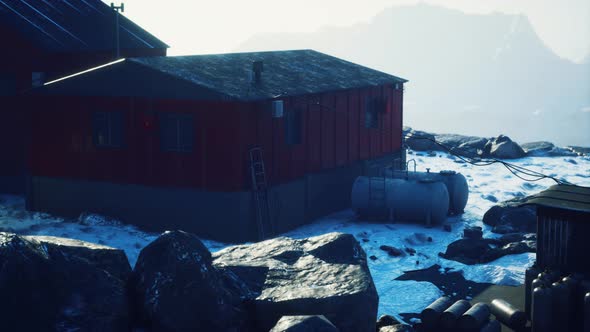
[109,0,590,62]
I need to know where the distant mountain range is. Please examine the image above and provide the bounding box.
[237,4,590,146]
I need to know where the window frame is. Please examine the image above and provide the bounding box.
[285,108,303,145]
[158,112,195,153]
[92,111,125,149]
[364,96,388,129]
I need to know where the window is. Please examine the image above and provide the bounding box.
[159,113,194,152]
[285,109,302,145]
[31,72,45,87]
[92,111,124,148]
[0,73,16,96]
[364,97,386,129]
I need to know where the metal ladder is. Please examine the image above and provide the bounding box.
[368,177,387,218]
[249,147,272,240]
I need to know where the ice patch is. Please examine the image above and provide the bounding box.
[378,280,442,317]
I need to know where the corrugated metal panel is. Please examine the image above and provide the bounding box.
[0,0,168,52]
[521,184,590,214]
[537,215,572,271]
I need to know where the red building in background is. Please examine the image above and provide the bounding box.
[0,0,168,193]
[30,50,407,242]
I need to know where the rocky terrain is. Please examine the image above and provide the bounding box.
[403,127,587,159]
[1,231,380,331]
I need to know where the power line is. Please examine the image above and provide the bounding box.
[403,133,570,185]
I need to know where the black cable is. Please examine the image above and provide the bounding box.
[403,133,567,185]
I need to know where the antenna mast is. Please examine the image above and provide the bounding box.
[111,3,125,59]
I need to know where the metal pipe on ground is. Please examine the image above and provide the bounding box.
[458,302,490,330]
[420,296,453,328]
[439,299,471,330]
[489,299,526,331]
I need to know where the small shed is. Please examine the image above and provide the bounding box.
[521,184,590,274]
[29,50,407,242]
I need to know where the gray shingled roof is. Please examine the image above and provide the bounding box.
[0,0,168,52]
[129,50,407,101]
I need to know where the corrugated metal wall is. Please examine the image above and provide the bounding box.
[29,84,403,192]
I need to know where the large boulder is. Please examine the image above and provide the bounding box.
[451,137,489,158]
[213,232,378,332]
[439,237,535,265]
[405,130,438,151]
[483,135,525,159]
[566,146,590,156]
[269,315,339,332]
[131,230,245,331]
[521,141,577,157]
[0,233,131,331]
[434,134,488,157]
[483,203,537,234]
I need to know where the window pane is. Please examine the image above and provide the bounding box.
[92,112,109,146]
[109,112,124,147]
[159,113,194,152]
[364,98,379,129]
[93,111,124,148]
[159,114,175,151]
[179,115,194,152]
[286,109,302,145]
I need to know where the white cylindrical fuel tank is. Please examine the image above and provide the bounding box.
[351,176,450,225]
[386,169,468,215]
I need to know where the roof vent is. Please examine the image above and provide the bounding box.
[252,60,264,84]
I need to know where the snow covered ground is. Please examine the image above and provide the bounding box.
[1,152,589,319]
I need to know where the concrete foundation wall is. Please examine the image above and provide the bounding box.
[28,151,404,242]
[0,175,25,195]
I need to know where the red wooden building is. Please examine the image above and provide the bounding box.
[0,0,167,193]
[30,50,407,242]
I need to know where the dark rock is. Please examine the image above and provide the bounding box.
[566,146,590,156]
[270,315,339,332]
[439,237,535,265]
[439,238,498,264]
[405,247,417,255]
[131,230,245,331]
[482,194,498,203]
[405,233,431,245]
[483,203,536,234]
[483,135,525,159]
[463,226,483,239]
[213,232,378,332]
[370,255,378,261]
[376,314,400,329]
[443,224,452,232]
[498,233,525,244]
[450,137,489,158]
[0,233,131,331]
[380,245,405,257]
[405,130,437,151]
[379,324,415,332]
[521,141,578,157]
[435,134,483,149]
[492,224,516,234]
